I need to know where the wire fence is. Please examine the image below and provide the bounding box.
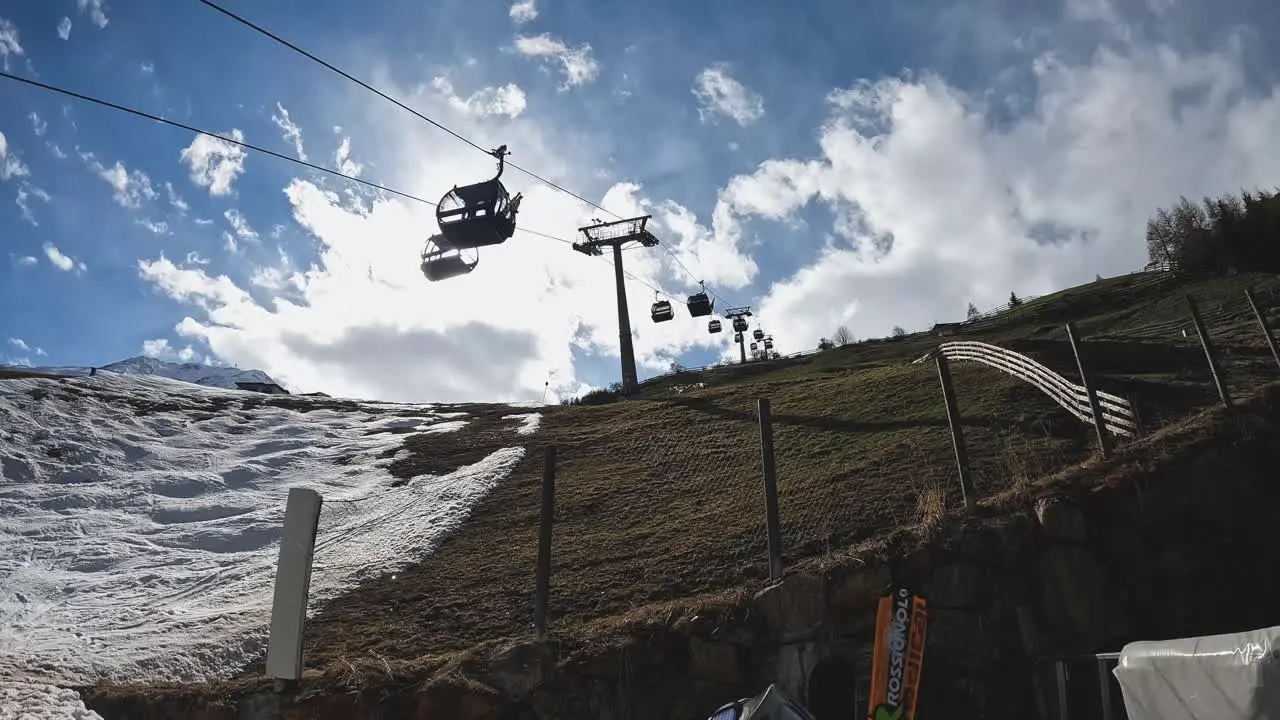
[265,278,1280,686]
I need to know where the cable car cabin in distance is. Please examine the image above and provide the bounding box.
[732,317,749,333]
[651,297,674,323]
[708,319,722,333]
[421,144,522,282]
[753,328,765,341]
[734,332,743,342]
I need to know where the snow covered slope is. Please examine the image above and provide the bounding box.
[0,372,537,715]
[6,356,281,391]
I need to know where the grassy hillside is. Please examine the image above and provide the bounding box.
[287,269,1280,674]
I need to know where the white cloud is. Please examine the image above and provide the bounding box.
[185,251,210,266]
[509,0,538,24]
[141,338,198,362]
[8,337,45,356]
[164,181,188,212]
[76,0,108,29]
[91,159,157,208]
[57,16,72,40]
[271,102,307,161]
[29,112,47,136]
[42,242,85,273]
[693,64,766,127]
[0,130,31,181]
[16,255,38,267]
[133,74,724,402]
[430,76,528,119]
[133,12,1280,402]
[513,33,600,89]
[730,41,1280,353]
[136,218,170,235]
[16,182,51,225]
[179,130,247,196]
[194,217,213,225]
[334,136,363,177]
[140,61,154,75]
[223,208,259,244]
[0,17,22,70]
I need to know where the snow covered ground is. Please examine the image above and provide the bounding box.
[0,372,538,716]
[12,355,280,391]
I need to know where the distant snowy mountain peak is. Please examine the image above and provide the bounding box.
[6,355,283,391]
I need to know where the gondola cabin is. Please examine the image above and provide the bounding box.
[752,328,765,341]
[734,332,743,343]
[421,235,478,282]
[763,338,774,350]
[708,319,722,333]
[687,283,714,317]
[750,342,758,352]
[651,299,674,323]
[732,317,749,333]
[434,145,523,251]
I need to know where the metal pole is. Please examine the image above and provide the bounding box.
[1065,323,1111,457]
[935,354,976,511]
[1097,657,1114,720]
[1245,288,1280,371]
[534,446,556,641]
[612,243,638,395]
[739,330,747,364]
[1186,295,1232,408]
[757,398,784,582]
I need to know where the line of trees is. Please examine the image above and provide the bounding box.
[1146,189,1280,274]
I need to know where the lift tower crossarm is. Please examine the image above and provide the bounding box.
[573,215,661,395]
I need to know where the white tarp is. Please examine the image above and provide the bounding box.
[1113,625,1280,720]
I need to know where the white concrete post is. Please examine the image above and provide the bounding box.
[266,487,323,681]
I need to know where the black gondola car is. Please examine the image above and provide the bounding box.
[420,235,478,282]
[708,319,722,333]
[753,328,765,341]
[763,338,774,350]
[687,282,714,317]
[434,145,523,251]
[732,317,749,333]
[652,299,674,322]
[750,342,758,352]
[734,332,743,342]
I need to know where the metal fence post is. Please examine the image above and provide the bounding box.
[534,445,556,641]
[757,398,784,582]
[935,353,977,511]
[1065,323,1111,457]
[1186,295,1232,408]
[1245,287,1280,372]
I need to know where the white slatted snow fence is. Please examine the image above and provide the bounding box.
[914,341,1138,438]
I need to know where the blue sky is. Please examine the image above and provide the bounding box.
[2,0,1279,402]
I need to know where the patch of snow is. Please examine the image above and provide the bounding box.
[0,680,103,719]
[0,373,526,700]
[418,420,469,434]
[502,413,542,436]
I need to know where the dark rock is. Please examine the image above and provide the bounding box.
[752,574,828,643]
[1034,496,1089,544]
[687,637,744,685]
[926,563,984,608]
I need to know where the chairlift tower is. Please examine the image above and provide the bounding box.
[724,306,754,364]
[573,215,660,395]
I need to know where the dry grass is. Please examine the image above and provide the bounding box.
[68,270,1280,694]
